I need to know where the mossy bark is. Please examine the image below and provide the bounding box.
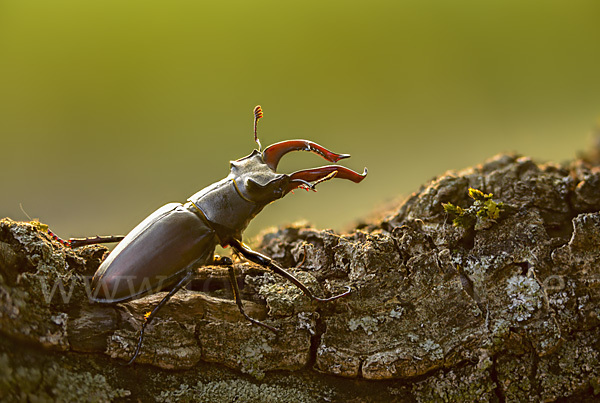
[1,153,600,402]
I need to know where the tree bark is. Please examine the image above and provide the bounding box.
[1,152,599,402]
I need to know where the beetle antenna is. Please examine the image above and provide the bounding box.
[253,105,263,151]
[19,203,34,221]
[311,170,338,189]
[290,178,315,191]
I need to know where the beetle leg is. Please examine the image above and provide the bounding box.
[227,266,279,333]
[125,271,193,365]
[295,243,308,268]
[69,235,125,248]
[228,239,351,303]
[213,255,233,266]
[45,228,125,248]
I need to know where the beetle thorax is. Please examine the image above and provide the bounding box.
[187,150,290,244]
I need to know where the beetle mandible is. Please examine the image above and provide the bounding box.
[70,106,367,364]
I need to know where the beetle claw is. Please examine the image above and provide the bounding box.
[286,166,366,194]
[249,319,280,333]
[262,140,351,170]
[238,306,280,333]
[122,337,144,366]
[312,285,352,302]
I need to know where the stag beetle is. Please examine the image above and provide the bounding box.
[62,106,367,364]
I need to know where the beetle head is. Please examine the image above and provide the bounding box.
[229,141,367,206]
[229,150,290,204]
[229,106,367,206]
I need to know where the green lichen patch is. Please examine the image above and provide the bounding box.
[347,315,380,335]
[443,187,504,230]
[506,274,543,322]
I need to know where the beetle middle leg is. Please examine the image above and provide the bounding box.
[227,265,279,333]
[212,255,233,266]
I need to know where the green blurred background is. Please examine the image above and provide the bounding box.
[1,0,600,241]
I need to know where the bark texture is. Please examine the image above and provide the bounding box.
[1,152,600,402]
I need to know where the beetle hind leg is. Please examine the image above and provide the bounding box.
[45,228,125,248]
[124,271,193,365]
[68,235,125,248]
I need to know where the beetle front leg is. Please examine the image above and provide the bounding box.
[228,239,351,302]
[227,266,279,333]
